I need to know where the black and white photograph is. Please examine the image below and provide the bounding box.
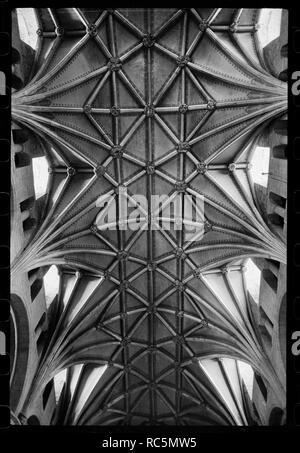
[10,7,287,427]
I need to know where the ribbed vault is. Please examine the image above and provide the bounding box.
[12,8,287,425]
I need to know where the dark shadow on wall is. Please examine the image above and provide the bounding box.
[279,293,286,367]
[10,294,30,411]
[27,415,40,425]
[269,407,284,425]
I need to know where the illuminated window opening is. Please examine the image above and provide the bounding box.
[16,8,39,50]
[32,156,49,199]
[244,259,261,305]
[250,146,270,188]
[43,265,60,309]
[54,369,67,404]
[257,9,282,49]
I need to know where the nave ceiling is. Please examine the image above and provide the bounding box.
[11,8,287,425]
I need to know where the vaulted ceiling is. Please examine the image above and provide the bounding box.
[12,8,287,425]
